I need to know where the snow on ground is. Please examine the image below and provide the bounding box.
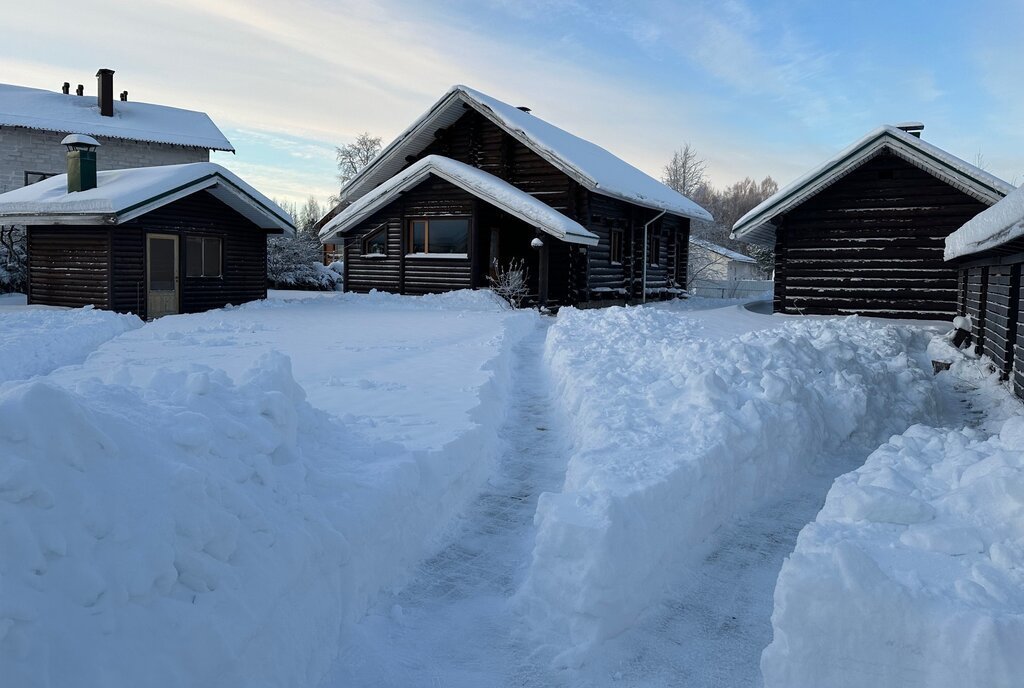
[515,306,943,668]
[762,343,1024,688]
[0,290,535,688]
[0,304,141,384]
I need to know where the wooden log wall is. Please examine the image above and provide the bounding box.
[981,265,1020,377]
[120,192,270,318]
[775,152,989,319]
[965,266,988,355]
[1016,271,1024,399]
[27,227,111,309]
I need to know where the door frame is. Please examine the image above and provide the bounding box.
[146,232,180,318]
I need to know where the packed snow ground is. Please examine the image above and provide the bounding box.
[0,290,534,688]
[763,341,1024,688]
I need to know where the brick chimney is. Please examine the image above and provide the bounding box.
[62,134,101,193]
[96,69,115,117]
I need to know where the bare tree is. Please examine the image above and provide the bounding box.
[336,133,383,194]
[0,225,27,293]
[662,143,707,198]
[488,259,531,309]
[297,196,325,239]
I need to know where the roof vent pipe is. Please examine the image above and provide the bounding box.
[62,134,101,193]
[517,106,532,113]
[120,90,128,102]
[61,82,70,95]
[96,68,114,116]
[76,84,84,96]
[895,122,924,138]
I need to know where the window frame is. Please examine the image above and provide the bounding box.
[405,216,471,257]
[609,228,624,265]
[24,171,56,186]
[185,236,223,279]
[648,233,662,267]
[361,223,388,258]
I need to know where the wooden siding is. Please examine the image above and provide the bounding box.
[965,266,988,355]
[981,264,1019,377]
[775,152,989,319]
[1017,272,1024,399]
[27,227,111,309]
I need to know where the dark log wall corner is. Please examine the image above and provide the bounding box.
[342,109,689,306]
[774,152,989,320]
[27,191,271,318]
[955,236,1024,399]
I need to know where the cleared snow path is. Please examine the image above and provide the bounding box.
[320,320,568,688]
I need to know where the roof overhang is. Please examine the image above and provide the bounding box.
[321,155,598,246]
[731,127,1014,247]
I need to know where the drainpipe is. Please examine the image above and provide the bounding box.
[641,209,666,304]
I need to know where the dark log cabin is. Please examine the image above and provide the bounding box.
[318,85,711,307]
[0,135,293,318]
[945,185,1024,399]
[732,124,1013,320]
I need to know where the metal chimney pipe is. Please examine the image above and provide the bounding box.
[76,84,84,96]
[61,82,70,95]
[96,69,114,116]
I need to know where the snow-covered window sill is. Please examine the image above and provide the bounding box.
[404,253,469,259]
[362,253,388,259]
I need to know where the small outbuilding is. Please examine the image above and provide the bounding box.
[731,123,1014,319]
[0,135,293,318]
[688,238,761,282]
[945,184,1024,398]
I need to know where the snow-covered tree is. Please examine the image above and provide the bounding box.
[267,234,340,290]
[336,133,382,197]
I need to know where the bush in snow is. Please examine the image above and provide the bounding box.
[488,258,531,309]
[267,234,340,290]
[0,225,27,293]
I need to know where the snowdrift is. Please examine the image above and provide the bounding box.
[0,306,141,384]
[763,374,1024,687]
[0,308,529,687]
[516,307,939,666]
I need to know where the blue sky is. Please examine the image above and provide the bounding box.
[3,0,1022,206]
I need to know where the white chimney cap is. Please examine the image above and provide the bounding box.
[61,133,101,148]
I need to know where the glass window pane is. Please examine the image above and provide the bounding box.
[410,221,426,253]
[427,219,468,254]
[203,238,222,277]
[186,237,203,277]
[365,226,387,255]
[150,238,176,290]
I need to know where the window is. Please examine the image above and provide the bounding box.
[406,217,469,255]
[649,234,661,266]
[362,224,388,256]
[24,171,56,186]
[610,229,623,264]
[186,237,222,278]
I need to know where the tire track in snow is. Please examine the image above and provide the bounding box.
[320,319,570,688]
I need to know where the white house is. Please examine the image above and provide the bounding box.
[688,238,761,282]
[0,69,234,194]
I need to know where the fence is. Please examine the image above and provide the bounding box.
[689,279,774,300]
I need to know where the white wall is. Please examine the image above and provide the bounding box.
[0,126,209,193]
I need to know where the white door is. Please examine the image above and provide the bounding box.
[147,233,179,318]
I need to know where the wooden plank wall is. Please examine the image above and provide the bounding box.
[982,264,1020,377]
[27,227,111,309]
[965,266,988,355]
[1015,269,1024,398]
[776,152,989,319]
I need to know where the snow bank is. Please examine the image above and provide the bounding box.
[516,307,939,666]
[1,295,534,687]
[0,306,141,384]
[763,361,1024,687]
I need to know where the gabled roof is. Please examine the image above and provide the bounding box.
[0,162,293,233]
[731,125,1014,246]
[945,184,1024,260]
[0,83,234,152]
[336,85,712,223]
[689,238,756,263]
[319,155,598,245]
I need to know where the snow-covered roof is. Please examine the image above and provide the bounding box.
[0,83,234,152]
[945,184,1024,260]
[0,162,293,233]
[689,238,756,263]
[731,125,1013,246]
[320,154,598,245]
[337,85,712,223]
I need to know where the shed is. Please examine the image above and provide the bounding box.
[319,85,711,307]
[731,124,1013,319]
[688,238,761,282]
[0,136,292,318]
[945,184,1024,397]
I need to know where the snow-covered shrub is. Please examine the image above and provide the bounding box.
[267,235,340,290]
[0,225,27,293]
[488,258,531,309]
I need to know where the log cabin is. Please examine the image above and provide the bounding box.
[731,123,1014,319]
[945,184,1024,398]
[318,85,712,307]
[0,135,293,318]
